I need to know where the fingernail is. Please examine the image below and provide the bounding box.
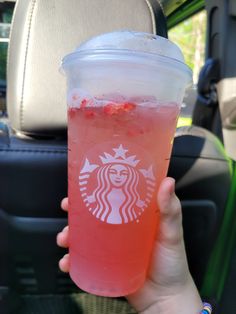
[169,178,176,196]
[63,226,68,232]
[56,232,61,243]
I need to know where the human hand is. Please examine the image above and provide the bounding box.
[126,177,202,314]
[57,177,202,314]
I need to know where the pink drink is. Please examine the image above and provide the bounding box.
[62,30,191,297]
[68,96,180,296]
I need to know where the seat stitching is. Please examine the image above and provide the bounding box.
[0,149,67,154]
[20,0,37,130]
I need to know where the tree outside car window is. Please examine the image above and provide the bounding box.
[169,10,207,84]
[0,8,13,81]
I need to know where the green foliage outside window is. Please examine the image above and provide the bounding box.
[169,10,207,127]
[0,43,7,81]
[169,10,207,84]
[0,7,14,81]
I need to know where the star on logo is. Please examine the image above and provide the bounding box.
[99,145,140,166]
[139,165,155,181]
[113,144,128,159]
[80,158,99,174]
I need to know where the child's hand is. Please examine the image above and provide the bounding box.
[57,178,202,314]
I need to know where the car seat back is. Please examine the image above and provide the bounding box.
[0,0,169,298]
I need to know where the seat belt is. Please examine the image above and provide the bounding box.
[147,0,168,38]
[192,58,220,132]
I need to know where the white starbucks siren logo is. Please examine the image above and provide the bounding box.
[79,144,156,224]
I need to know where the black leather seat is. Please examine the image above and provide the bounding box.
[168,126,232,288]
[0,0,232,309]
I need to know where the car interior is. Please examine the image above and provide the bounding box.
[0,0,236,313]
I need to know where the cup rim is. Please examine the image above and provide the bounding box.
[61,48,192,81]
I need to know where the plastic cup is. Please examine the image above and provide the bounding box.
[61,31,192,297]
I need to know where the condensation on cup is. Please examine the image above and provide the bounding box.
[61,30,192,297]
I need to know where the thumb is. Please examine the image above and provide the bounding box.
[157,177,183,247]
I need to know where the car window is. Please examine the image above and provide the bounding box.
[0,2,14,116]
[168,10,207,126]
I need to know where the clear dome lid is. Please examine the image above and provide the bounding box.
[76,30,185,64]
[61,30,192,84]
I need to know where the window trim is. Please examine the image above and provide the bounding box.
[167,0,205,29]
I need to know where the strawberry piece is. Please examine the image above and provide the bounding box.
[72,94,79,101]
[103,102,136,115]
[103,103,119,115]
[123,102,136,111]
[81,99,88,108]
[85,110,95,119]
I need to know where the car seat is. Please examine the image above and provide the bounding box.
[0,0,167,310]
[0,0,232,312]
